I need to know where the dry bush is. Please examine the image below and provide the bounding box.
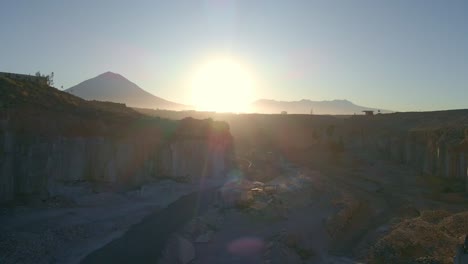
[439,211,468,237]
[419,210,451,224]
[369,210,468,264]
[326,194,362,238]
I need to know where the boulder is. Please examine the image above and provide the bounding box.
[177,236,195,264]
[195,230,215,243]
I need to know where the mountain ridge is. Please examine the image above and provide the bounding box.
[251,98,392,115]
[66,72,191,110]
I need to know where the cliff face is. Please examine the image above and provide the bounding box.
[160,140,228,180]
[369,128,468,179]
[0,118,232,203]
[192,113,468,193]
[340,114,468,192]
[0,77,232,203]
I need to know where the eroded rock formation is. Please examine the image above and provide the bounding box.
[0,77,233,203]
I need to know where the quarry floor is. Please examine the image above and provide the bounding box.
[1,150,467,264]
[0,179,224,264]
[157,150,468,264]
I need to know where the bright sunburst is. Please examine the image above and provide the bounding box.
[190,57,254,113]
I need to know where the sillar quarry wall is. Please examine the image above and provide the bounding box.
[367,127,468,186]
[0,114,233,203]
[218,114,468,193]
[337,115,468,193]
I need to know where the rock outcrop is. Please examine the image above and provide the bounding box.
[0,118,232,203]
[180,112,468,193]
[0,77,233,203]
[344,124,468,180]
[340,114,468,193]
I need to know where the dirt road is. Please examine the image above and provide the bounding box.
[81,189,217,264]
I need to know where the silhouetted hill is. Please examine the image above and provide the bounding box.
[0,75,233,205]
[251,99,392,115]
[66,72,191,110]
[0,75,139,118]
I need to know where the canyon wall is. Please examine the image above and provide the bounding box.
[0,114,232,203]
[0,77,234,204]
[369,128,468,179]
[208,114,468,192]
[341,117,468,192]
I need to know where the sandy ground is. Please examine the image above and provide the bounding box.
[158,161,359,264]
[0,178,224,264]
[2,149,466,264]
[158,150,468,264]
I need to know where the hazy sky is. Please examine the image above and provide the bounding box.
[1,0,467,111]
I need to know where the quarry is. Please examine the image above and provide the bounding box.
[1,76,468,264]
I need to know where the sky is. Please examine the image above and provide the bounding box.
[1,0,467,111]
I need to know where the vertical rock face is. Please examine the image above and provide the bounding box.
[404,129,468,180]
[162,139,228,180]
[319,116,468,193]
[0,117,233,203]
[349,126,468,185]
[0,78,234,204]
[0,126,15,202]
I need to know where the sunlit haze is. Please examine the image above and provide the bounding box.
[190,57,254,112]
[2,2,468,263]
[1,0,468,111]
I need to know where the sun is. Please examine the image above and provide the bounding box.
[190,57,254,113]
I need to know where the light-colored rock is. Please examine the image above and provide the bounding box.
[195,230,215,243]
[0,134,232,203]
[177,236,196,264]
[218,185,254,208]
[251,201,268,210]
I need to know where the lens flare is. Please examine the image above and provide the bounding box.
[190,57,254,113]
[227,237,265,256]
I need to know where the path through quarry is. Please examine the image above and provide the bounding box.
[153,149,467,263]
[2,148,466,264]
[81,189,217,264]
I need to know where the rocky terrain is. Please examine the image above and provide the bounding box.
[1,76,468,263]
[137,109,468,263]
[154,137,468,263]
[0,76,233,263]
[0,179,212,263]
[136,108,468,188]
[0,76,233,204]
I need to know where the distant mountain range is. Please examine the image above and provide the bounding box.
[66,72,390,114]
[251,99,392,115]
[66,72,191,110]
